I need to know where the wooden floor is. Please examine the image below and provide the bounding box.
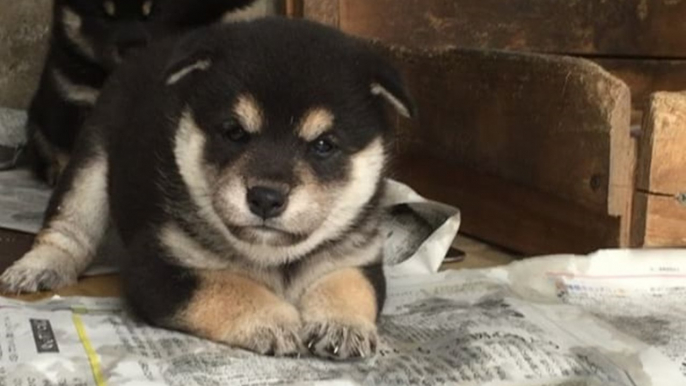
[2,235,518,302]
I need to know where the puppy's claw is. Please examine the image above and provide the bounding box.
[222,302,304,357]
[0,244,82,294]
[302,320,377,361]
[0,266,75,294]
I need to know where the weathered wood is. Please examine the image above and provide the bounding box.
[594,59,686,111]
[301,2,638,252]
[393,153,621,255]
[636,92,686,194]
[380,45,634,247]
[633,193,686,247]
[316,0,686,58]
[302,0,339,27]
[632,91,686,247]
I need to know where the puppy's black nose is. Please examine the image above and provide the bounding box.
[115,34,148,59]
[247,186,287,219]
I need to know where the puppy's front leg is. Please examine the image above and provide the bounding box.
[176,271,304,356]
[0,147,108,293]
[300,266,385,360]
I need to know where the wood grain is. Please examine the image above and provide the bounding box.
[633,193,686,247]
[319,0,686,58]
[302,0,339,27]
[392,152,621,255]
[380,46,634,228]
[594,59,686,111]
[635,92,686,194]
[632,91,686,247]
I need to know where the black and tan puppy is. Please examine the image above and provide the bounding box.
[1,18,414,359]
[25,0,255,184]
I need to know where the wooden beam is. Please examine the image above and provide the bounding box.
[330,0,686,58]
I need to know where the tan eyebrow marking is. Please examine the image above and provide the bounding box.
[142,1,153,16]
[297,108,334,141]
[233,94,263,134]
[103,1,116,16]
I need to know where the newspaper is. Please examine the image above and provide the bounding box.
[0,168,51,233]
[1,249,685,386]
[0,108,27,170]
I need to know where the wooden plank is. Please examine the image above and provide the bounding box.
[394,152,621,255]
[282,0,303,17]
[379,45,634,244]
[635,92,686,194]
[330,0,686,58]
[633,193,686,247]
[632,91,686,247]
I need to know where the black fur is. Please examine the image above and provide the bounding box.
[25,0,255,184]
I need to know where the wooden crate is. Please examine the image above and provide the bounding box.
[296,0,673,255]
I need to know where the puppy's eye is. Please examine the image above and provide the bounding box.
[220,119,250,143]
[142,1,153,17]
[310,136,337,158]
[103,1,116,17]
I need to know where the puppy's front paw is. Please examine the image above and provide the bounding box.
[227,302,304,357]
[302,318,378,360]
[0,246,79,293]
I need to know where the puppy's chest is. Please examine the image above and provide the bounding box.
[226,249,363,303]
[160,214,383,301]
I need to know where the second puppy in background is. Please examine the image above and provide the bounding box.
[25,0,256,184]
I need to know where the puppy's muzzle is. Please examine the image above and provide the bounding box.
[247,186,288,219]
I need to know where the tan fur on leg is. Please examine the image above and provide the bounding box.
[177,271,303,356]
[299,268,378,360]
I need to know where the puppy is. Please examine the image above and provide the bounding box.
[1,18,414,360]
[25,0,256,185]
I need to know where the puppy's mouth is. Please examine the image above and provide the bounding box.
[227,224,307,246]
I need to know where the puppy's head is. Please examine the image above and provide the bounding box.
[166,19,415,265]
[55,0,255,71]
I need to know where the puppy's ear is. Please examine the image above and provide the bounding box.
[163,32,215,86]
[369,58,416,119]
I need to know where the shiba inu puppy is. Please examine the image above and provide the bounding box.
[1,18,414,360]
[25,0,256,184]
